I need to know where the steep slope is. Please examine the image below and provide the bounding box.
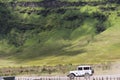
[23,18,120,65]
[0,0,120,66]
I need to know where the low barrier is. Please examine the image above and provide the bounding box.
[1,74,120,80]
[15,75,120,80]
[15,76,69,80]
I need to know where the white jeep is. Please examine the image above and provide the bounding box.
[67,65,94,79]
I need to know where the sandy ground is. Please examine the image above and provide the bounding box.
[94,61,120,75]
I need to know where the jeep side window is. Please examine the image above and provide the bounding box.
[84,67,90,70]
[78,67,82,70]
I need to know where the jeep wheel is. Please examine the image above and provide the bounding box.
[84,73,90,79]
[69,74,75,80]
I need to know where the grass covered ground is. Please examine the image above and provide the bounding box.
[0,0,120,67]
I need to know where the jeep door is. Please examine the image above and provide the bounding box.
[83,67,91,75]
[77,67,84,76]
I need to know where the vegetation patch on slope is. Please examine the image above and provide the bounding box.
[0,0,120,66]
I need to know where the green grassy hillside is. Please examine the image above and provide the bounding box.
[0,0,120,66]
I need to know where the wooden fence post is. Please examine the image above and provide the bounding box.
[96,77,98,80]
[114,77,116,80]
[93,77,95,80]
[106,77,108,80]
[75,77,77,80]
[117,77,119,80]
[102,77,104,80]
[110,77,112,80]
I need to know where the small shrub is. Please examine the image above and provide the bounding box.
[95,23,106,33]
[92,12,108,22]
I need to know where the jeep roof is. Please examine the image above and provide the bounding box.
[78,65,92,68]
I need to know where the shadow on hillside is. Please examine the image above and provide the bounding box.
[60,48,86,56]
[14,44,87,60]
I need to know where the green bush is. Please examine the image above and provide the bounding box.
[7,29,26,47]
[92,12,108,22]
[95,23,106,33]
